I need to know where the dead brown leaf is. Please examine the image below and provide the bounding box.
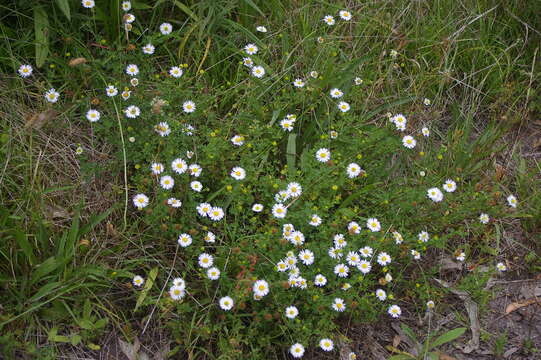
[393,334,401,348]
[25,109,57,130]
[68,57,87,67]
[505,298,538,314]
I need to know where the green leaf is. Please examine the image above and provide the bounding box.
[400,323,418,343]
[429,327,467,350]
[13,229,36,265]
[33,6,49,68]
[286,133,297,177]
[70,334,82,346]
[172,1,199,22]
[135,267,158,311]
[243,0,264,16]
[28,281,63,303]
[387,355,415,360]
[55,0,71,21]
[31,257,61,285]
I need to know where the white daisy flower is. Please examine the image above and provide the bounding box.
[330,130,338,139]
[456,252,466,262]
[142,43,155,55]
[253,280,269,297]
[339,10,352,21]
[316,148,331,162]
[309,214,322,226]
[188,164,202,177]
[183,100,196,113]
[289,231,305,246]
[422,127,430,137]
[507,195,517,208]
[346,163,361,178]
[298,249,314,265]
[256,26,267,33]
[314,274,327,286]
[323,15,335,25]
[169,66,183,78]
[159,22,172,35]
[418,231,429,242]
[133,194,149,209]
[354,77,363,85]
[411,249,421,260]
[334,264,349,278]
[359,246,373,258]
[198,253,213,268]
[319,338,334,351]
[375,289,387,301]
[346,251,361,266]
[388,304,401,318]
[427,187,444,202]
[348,221,361,234]
[334,234,347,248]
[125,64,139,76]
[167,198,182,208]
[392,231,403,244]
[18,64,33,77]
[286,182,302,197]
[172,277,185,288]
[391,114,407,129]
[328,247,342,259]
[330,88,343,98]
[85,109,100,122]
[45,88,60,103]
[310,71,319,78]
[132,275,144,287]
[81,0,95,8]
[427,300,435,309]
[293,78,305,88]
[285,306,298,319]
[289,343,305,358]
[169,285,185,300]
[251,203,263,212]
[244,43,258,55]
[357,260,371,274]
[337,101,350,112]
[124,105,140,118]
[171,158,187,174]
[280,119,294,132]
[154,122,171,137]
[207,267,220,280]
[150,162,164,175]
[196,203,212,217]
[479,213,489,224]
[443,179,457,192]
[423,98,431,106]
[121,90,131,100]
[190,181,203,192]
[251,65,265,78]
[121,1,131,11]
[219,296,234,310]
[402,135,416,149]
[332,298,346,312]
[208,207,224,221]
[377,252,391,266]
[204,231,215,243]
[230,166,246,180]
[105,85,118,97]
[366,218,381,232]
[272,203,287,218]
[160,175,174,190]
[124,13,135,23]
[496,262,507,272]
[231,135,245,146]
[178,233,192,247]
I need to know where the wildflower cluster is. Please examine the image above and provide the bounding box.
[16,2,520,356]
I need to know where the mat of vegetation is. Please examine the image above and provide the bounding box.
[1,0,540,359]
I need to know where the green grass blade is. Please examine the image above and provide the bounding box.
[33,6,49,68]
[55,0,71,21]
